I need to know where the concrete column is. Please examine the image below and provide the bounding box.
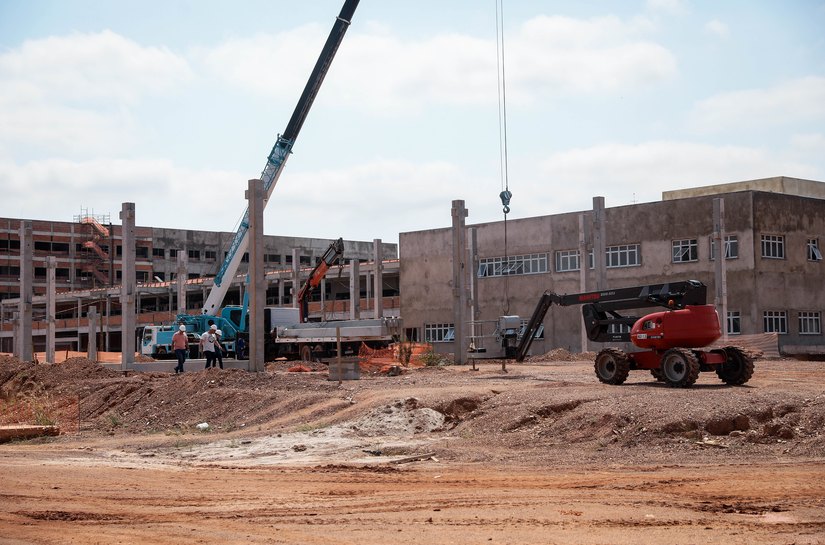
[46,256,56,364]
[320,278,327,320]
[105,295,111,351]
[373,239,383,319]
[713,198,728,338]
[467,227,479,350]
[291,249,300,308]
[87,306,98,362]
[349,259,360,319]
[247,179,265,373]
[592,197,607,290]
[176,251,187,315]
[578,214,590,352]
[451,200,468,365]
[120,203,136,370]
[18,221,33,362]
[277,279,284,306]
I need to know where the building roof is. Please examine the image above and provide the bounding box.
[662,176,825,201]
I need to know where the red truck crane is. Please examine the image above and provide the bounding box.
[514,280,755,388]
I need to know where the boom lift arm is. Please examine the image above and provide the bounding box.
[296,237,345,322]
[201,0,359,316]
[514,280,708,362]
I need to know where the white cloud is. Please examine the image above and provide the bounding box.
[704,19,729,38]
[690,76,825,132]
[0,31,192,156]
[531,141,822,214]
[198,14,677,113]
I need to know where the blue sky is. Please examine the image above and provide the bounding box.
[1,0,824,245]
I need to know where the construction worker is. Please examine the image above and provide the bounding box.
[171,324,188,374]
[200,325,219,369]
[214,329,225,369]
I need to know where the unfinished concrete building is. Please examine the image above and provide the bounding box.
[399,177,825,358]
[0,213,398,353]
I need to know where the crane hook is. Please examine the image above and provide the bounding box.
[499,190,512,215]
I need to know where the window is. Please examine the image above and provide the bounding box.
[763,311,787,334]
[241,252,249,263]
[808,239,823,262]
[205,250,217,260]
[188,249,200,260]
[169,249,178,258]
[300,256,312,266]
[710,235,739,260]
[136,271,149,283]
[0,239,21,251]
[265,254,282,264]
[555,250,580,272]
[672,239,698,263]
[605,244,640,268]
[135,247,149,259]
[424,323,454,343]
[799,312,821,335]
[727,311,741,335]
[152,248,165,258]
[761,235,785,259]
[478,253,548,277]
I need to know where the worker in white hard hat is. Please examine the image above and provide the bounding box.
[200,324,220,369]
[172,324,188,374]
[214,329,225,369]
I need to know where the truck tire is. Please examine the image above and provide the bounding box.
[156,347,167,358]
[660,348,700,388]
[300,345,313,362]
[594,348,630,385]
[715,346,754,385]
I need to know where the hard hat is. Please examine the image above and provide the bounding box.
[216,329,222,336]
[210,324,217,330]
[179,325,186,331]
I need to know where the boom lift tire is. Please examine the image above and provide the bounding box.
[661,348,700,388]
[594,348,630,385]
[650,368,666,382]
[714,346,754,385]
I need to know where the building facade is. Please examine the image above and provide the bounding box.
[399,177,825,357]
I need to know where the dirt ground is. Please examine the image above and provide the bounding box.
[1,351,824,544]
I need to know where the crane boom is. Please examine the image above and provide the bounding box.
[296,237,345,322]
[201,0,359,316]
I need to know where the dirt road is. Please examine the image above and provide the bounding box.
[1,355,824,544]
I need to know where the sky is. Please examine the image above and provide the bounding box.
[1,1,824,246]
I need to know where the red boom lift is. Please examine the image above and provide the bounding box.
[514,280,755,388]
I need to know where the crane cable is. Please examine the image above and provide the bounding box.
[496,0,512,314]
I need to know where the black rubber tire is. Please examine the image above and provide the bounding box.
[594,348,630,385]
[650,368,666,382]
[299,345,313,362]
[156,347,167,358]
[715,346,754,385]
[660,348,700,388]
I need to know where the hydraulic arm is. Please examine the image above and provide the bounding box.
[201,0,359,315]
[296,237,345,322]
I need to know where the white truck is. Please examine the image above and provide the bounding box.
[269,308,402,361]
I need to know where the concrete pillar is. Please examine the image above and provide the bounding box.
[320,278,326,320]
[18,221,33,362]
[578,214,590,352]
[291,248,300,308]
[105,295,111,351]
[467,227,479,350]
[277,278,284,306]
[349,259,360,319]
[247,179,265,373]
[87,306,98,362]
[46,256,56,364]
[451,200,468,365]
[373,239,383,319]
[120,203,136,370]
[713,198,728,338]
[176,251,187,315]
[592,197,607,290]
